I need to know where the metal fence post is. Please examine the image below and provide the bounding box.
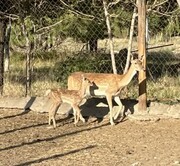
[138,0,147,111]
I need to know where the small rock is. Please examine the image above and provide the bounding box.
[131,162,140,166]
[174,160,180,165]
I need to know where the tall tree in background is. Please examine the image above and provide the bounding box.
[0,0,65,95]
[103,0,117,74]
[0,19,6,95]
[177,0,180,6]
[0,0,10,95]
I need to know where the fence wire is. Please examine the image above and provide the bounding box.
[0,0,180,101]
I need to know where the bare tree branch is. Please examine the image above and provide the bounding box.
[151,7,179,17]
[147,0,179,17]
[153,0,168,8]
[107,0,121,9]
[0,12,19,20]
[36,20,64,33]
[59,0,95,19]
[147,0,168,13]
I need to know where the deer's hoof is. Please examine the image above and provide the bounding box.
[110,121,115,126]
[81,118,86,123]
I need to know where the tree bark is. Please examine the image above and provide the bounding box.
[21,20,32,96]
[4,19,11,72]
[103,0,117,74]
[124,6,137,74]
[0,19,6,95]
[177,0,180,7]
[138,0,147,112]
[89,39,97,52]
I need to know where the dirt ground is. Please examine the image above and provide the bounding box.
[0,108,180,166]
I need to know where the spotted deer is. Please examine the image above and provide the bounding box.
[68,57,145,125]
[45,75,92,128]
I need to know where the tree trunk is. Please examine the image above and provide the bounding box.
[138,0,147,112]
[89,39,97,52]
[103,0,117,74]
[177,0,180,6]
[21,20,31,96]
[47,33,51,50]
[124,6,137,74]
[0,19,6,95]
[4,19,11,72]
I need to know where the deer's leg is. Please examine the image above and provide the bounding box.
[113,96,124,120]
[51,104,58,128]
[106,94,115,125]
[48,103,54,126]
[48,115,52,126]
[52,115,56,128]
[72,105,77,125]
[50,102,61,128]
[72,105,79,125]
[77,106,85,123]
[72,105,85,125]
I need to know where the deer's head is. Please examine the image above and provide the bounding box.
[131,55,145,72]
[80,75,93,97]
[82,75,93,85]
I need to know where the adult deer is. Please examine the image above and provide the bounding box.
[45,75,92,128]
[68,56,144,125]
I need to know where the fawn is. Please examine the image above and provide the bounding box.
[45,75,92,128]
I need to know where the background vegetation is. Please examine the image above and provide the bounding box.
[0,0,180,101]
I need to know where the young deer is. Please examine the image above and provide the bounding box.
[46,75,92,128]
[68,57,145,125]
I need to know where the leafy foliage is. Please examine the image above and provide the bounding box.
[2,0,179,53]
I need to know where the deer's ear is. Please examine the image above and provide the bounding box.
[81,74,85,81]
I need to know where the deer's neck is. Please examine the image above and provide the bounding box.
[118,65,137,87]
[78,83,86,97]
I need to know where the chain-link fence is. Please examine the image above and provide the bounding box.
[0,0,180,101]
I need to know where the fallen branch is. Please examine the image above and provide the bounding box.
[131,43,173,52]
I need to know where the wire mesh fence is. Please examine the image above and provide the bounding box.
[0,0,180,101]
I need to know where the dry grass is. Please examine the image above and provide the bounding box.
[3,75,179,100]
[3,37,180,100]
[147,75,180,100]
